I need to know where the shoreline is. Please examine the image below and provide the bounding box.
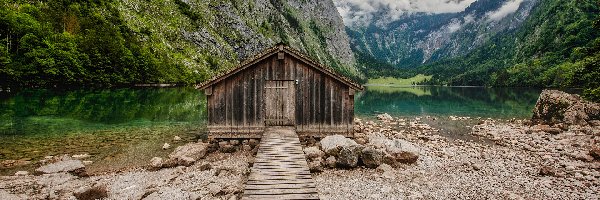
[1,113,598,199]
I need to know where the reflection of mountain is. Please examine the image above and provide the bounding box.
[0,88,206,135]
[355,86,541,118]
[366,86,432,96]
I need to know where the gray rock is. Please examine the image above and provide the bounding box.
[320,135,358,156]
[199,162,212,171]
[308,160,323,173]
[220,144,236,153]
[589,147,600,160]
[377,113,394,121]
[162,143,171,150]
[532,90,600,126]
[35,160,85,174]
[361,146,385,168]
[539,166,556,176]
[167,142,209,166]
[376,163,393,173]
[304,146,325,160]
[14,171,29,176]
[242,144,252,151]
[150,157,163,169]
[325,156,336,168]
[74,185,108,200]
[472,163,482,171]
[336,144,364,168]
[248,139,259,147]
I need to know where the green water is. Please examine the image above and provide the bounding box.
[356,86,544,119]
[0,86,548,174]
[0,88,206,175]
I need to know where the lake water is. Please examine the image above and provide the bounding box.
[0,86,543,175]
[356,86,543,119]
[0,88,207,175]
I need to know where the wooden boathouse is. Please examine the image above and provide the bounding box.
[197,44,363,139]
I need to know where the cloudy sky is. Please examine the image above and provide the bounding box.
[333,0,479,26]
[334,0,528,27]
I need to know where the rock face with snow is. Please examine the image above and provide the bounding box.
[532,90,600,126]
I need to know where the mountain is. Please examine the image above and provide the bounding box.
[0,0,362,88]
[418,0,599,88]
[342,0,599,100]
[345,0,538,73]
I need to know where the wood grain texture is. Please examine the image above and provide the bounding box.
[242,127,319,200]
[207,51,355,139]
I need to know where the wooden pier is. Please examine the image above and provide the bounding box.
[242,127,319,200]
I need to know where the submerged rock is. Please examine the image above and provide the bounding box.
[162,143,171,150]
[532,90,600,126]
[377,113,394,121]
[0,159,32,168]
[35,160,85,175]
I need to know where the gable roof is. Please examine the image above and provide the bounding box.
[196,44,363,90]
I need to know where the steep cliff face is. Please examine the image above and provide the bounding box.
[0,0,359,88]
[118,0,360,81]
[343,0,538,69]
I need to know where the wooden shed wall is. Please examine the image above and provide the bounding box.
[207,52,354,138]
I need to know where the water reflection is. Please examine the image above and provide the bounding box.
[0,88,206,136]
[355,86,543,119]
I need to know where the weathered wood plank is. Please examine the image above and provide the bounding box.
[242,127,319,200]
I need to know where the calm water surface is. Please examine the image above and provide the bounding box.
[355,86,542,119]
[0,86,544,174]
[0,88,206,175]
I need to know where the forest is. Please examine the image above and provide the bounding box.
[0,0,207,88]
[415,0,600,101]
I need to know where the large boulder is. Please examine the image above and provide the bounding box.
[368,135,420,166]
[166,142,209,166]
[320,135,358,156]
[532,90,600,126]
[35,159,85,174]
[361,146,385,168]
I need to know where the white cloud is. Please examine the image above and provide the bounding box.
[333,0,478,26]
[486,0,524,21]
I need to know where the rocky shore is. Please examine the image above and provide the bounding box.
[1,90,599,199]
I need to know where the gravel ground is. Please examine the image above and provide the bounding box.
[314,117,599,200]
[1,116,598,200]
[0,152,251,200]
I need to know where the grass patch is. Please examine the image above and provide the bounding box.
[367,74,432,86]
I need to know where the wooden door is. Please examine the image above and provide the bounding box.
[264,80,295,126]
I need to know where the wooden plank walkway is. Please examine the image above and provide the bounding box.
[242,127,320,200]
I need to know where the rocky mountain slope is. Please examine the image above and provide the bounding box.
[345,0,538,69]
[0,0,362,87]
